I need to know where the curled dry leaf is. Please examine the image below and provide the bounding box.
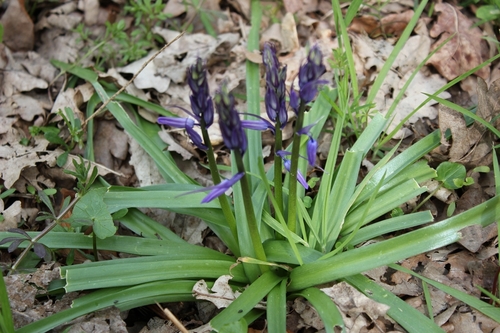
[427,2,490,80]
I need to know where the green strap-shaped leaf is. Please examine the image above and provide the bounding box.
[211,270,284,330]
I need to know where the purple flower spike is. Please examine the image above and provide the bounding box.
[158,116,206,150]
[307,137,317,166]
[214,83,247,155]
[298,45,327,104]
[187,58,214,127]
[202,172,245,203]
[263,42,288,127]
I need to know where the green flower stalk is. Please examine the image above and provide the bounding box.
[214,83,267,270]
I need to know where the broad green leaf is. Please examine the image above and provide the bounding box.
[436,162,467,189]
[62,257,247,292]
[72,188,116,239]
[267,280,287,333]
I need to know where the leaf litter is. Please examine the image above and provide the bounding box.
[0,0,499,332]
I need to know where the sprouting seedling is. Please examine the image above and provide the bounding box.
[413,162,488,215]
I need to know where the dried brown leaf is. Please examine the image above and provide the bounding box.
[0,0,34,52]
[427,3,490,80]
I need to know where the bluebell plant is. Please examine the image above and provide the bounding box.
[156,43,326,267]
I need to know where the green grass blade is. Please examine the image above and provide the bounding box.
[267,280,287,333]
[390,264,500,324]
[292,287,344,333]
[425,94,500,138]
[211,271,283,330]
[345,274,445,333]
[365,0,429,106]
[288,195,500,291]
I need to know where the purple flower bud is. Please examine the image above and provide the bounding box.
[187,58,214,127]
[214,84,247,155]
[201,172,245,203]
[241,119,275,132]
[276,150,309,189]
[263,43,279,72]
[263,42,288,127]
[283,159,309,189]
[307,137,317,166]
[158,116,207,150]
[298,45,327,104]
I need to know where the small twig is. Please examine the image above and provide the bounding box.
[83,31,185,127]
[155,302,189,333]
[10,196,80,272]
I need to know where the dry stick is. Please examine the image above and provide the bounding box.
[155,302,189,333]
[83,31,185,127]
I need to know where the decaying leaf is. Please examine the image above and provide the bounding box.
[192,275,260,309]
[438,79,495,167]
[320,282,390,331]
[427,2,490,80]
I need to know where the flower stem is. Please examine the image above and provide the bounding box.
[233,150,268,273]
[287,102,307,233]
[200,126,239,255]
[273,121,284,216]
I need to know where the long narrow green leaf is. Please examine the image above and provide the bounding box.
[342,179,426,235]
[345,274,445,333]
[293,287,344,333]
[118,208,185,242]
[355,130,441,205]
[425,94,500,138]
[63,257,247,292]
[0,232,229,259]
[211,271,283,330]
[288,195,500,291]
[338,211,434,246]
[0,274,14,333]
[16,281,196,333]
[267,280,287,333]
[390,263,500,323]
[324,150,364,248]
[365,0,428,105]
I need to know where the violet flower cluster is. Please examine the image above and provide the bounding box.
[157,58,213,150]
[157,43,326,203]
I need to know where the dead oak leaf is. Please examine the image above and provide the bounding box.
[427,3,490,80]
